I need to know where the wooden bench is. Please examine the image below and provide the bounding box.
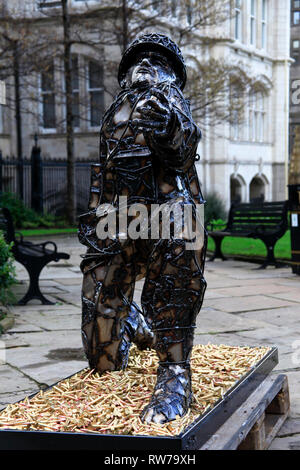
[0,207,70,305]
[207,201,289,269]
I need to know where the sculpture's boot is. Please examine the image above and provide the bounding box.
[123,301,155,351]
[140,325,195,424]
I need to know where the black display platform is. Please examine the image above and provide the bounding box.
[0,347,278,450]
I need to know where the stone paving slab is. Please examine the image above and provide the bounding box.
[3,330,83,349]
[50,293,81,306]
[282,371,300,418]
[0,390,39,410]
[203,295,298,314]
[195,308,268,334]
[266,291,300,304]
[213,284,297,298]
[8,314,81,333]
[269,435,300,450]
[277,418,300,436]
[7,321,44,334]
[13,283,67,295]
[0,365,38,395]
[15,360,88,386]
[237,305,300,327]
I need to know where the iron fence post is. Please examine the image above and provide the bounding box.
[31,138,43,213]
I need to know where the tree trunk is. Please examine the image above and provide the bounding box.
[121,0,129,53]
[13,41,23,200]
[62,0,76,226]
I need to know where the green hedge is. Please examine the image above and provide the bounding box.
[0,231,17,309]
[0,192,68,229]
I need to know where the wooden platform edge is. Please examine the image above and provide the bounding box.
[200,374,290,450]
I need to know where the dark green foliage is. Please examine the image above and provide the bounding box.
[204,191,227,226]
[0,231,16,307]
[0,192,66,229]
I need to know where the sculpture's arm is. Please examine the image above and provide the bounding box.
[134,86,201,170]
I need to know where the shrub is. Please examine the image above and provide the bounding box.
[0,231,16,308]
[0,192,59,229]
[204,191,227,226]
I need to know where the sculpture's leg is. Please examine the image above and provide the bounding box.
[81,242,137,374]
[81,240,154,374]
[140,237,207,424]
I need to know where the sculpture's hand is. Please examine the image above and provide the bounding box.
[133,88,173,135]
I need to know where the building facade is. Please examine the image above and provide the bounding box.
[290,0,300,155]
[0,0,292,209]
[196,0,291,207]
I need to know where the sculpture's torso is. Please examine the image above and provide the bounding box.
[101,86,202,207]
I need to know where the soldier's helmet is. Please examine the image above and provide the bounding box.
[118,33,187,90]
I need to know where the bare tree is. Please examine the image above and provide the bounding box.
[61,0,76,225]
[0,0,262,223]
[0,3,55,199]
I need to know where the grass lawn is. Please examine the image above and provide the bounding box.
[19,228,291,260]
[207,230,291,260]
[20,227,77,237]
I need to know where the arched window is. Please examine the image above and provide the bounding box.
[249,175,267,202]
[230,174,246,204]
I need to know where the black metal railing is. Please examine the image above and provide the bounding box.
[0,150,91,216]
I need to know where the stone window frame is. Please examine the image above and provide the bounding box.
[39,54,104,133]
[261,0,267,50]
[0,104,3,134]
[293,39,300,49]
[230,81,244,141]
[292,0,300,25]
[39,60,57,132]
[234,0,243,41]
[250,0,257,46]
[71,54,80,130]
[86,58,104,129]
[249,90,266,143]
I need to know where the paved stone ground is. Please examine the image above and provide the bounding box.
[0,234,300,450]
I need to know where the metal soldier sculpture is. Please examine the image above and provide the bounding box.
[79,33,207,424]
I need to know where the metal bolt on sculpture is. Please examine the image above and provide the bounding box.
[78,33,207,424]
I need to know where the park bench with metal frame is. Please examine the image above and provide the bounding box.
[0,207,70,305]
[207,201,289,269]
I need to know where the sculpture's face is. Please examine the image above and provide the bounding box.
[130,52,176,88]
